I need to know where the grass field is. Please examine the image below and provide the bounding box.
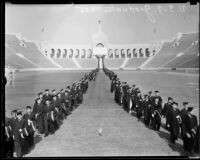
[5,70,88,117]
[5,70,199,120]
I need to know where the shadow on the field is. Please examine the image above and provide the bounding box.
[26,135,42,155]
[157,130,185,156]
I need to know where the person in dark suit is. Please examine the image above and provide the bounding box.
[168,102,181,144]
[162,97,173,130]
[182,107,198,154]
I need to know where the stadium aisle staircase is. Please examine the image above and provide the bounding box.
[52,59,78,69]
[76,58,97,68]
[104,58,124,69]
[124,58,148,68]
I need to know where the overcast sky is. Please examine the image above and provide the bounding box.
[5,3,199,44]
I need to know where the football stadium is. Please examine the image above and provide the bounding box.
[4,3,199,157]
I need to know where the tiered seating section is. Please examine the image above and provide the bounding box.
[52,59,78,68]
[124,58,148,68]
[104,59,124,69]
[5,33,199,70]
[6,34,57,69]
[144,33,199,69]
[5,46,36,69]
[76,58,97,68]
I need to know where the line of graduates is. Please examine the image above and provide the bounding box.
[4,68,99,158]
[103,68,199,156]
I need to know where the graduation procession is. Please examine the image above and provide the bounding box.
[103,68,199,156]
[4,69,99,158]
[4,3,199,158]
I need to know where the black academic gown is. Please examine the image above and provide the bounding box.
[151,102,162,130]
[143,100,151,125]
[33,102,44,134]
[13,118,26,157]
[135,96,143,119]
[162,102,173,130]
[182,113,198,152]
[168,108,181,142]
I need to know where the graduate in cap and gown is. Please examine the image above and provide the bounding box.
[168,102,181,144]
[162,97,173,130]
[143,94,151,126]
[182,106,198,154]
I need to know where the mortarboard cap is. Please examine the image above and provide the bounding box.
[52,89,56,92]
[132,84,136,87]
[45,89,49,91]
[52,95,57,98]
[187,106,194,112]
[60,89,64,92]
[168,97,173,100]
[17,111,22,115]
[38,92,43,96]
[149,91,152,94]
[183,102,189,105]
[26,106,31,109]
[155,90,159,93]
[11,109,18,114]
[173,102,178,106]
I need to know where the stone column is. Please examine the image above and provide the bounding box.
[102,56,105,68]
[97,56,100,69]
[54,49,57,58]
